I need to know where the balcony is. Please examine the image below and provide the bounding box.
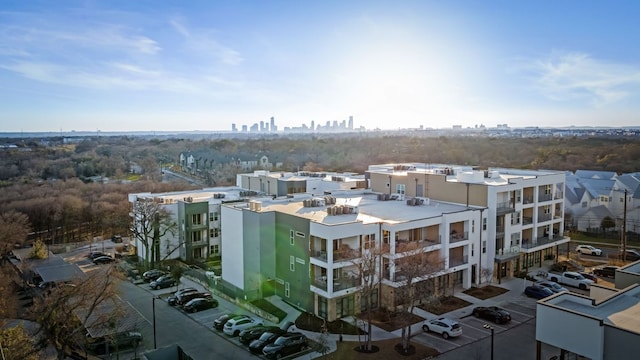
[449,231,468,243]
[449,255,468,267]
[523,217,533,225]
[395,237,440,252]
[496,226,505,236]
[312,251,328,262]
[538,194,553,203]
[496,201,515,215]
[555,191,564,200]
[521,234,568,250]
[334,247,361,262]
[313,276,359,293]
[538,213,552,222]
[523,196,534,205]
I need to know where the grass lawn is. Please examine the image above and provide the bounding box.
[315,338,439,360]
[359,310,425,332]
[417,296,472,315]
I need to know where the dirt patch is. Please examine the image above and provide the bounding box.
[358,310,425,332]
[462,285,509,300]
[315,339,439,360]
[296,312,365,335]
[417,296,472,315]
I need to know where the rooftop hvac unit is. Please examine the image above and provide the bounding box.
[327,206,333,215]
[335,205,343,215]
[254,202,262,211]
[183,197,193,202]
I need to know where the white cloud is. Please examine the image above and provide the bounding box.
[523,52,640,106]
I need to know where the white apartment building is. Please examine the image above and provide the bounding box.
[367,163,569,284]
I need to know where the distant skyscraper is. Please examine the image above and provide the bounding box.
[242,125,248,132]
[310,120,315,131]
[260,121,265,132]
[270,117,276,132]
[232,123,237,132]
[348,116,353,129]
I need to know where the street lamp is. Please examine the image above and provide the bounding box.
[483,324,494,360]
[152,297,157,349]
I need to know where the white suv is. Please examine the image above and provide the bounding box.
[575,245,602,256]
[223,317,263,336]
[422,317,462,339]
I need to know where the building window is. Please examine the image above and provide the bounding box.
[581,201,588,208]
[363,234,375,249]
[472,220,475,233]
[290,230,295,245]
[318,296,327,319]
[192,231,202,242]
[192,213,202,225]
[396,184,405,195]
[482,241,487,254]
[210,244,219,255]
[290,255,295,271]
[471,243,475,256]
[209,212,219,221]
[285,282,290,298]
[209,229,214,238]
[482,217,487,231]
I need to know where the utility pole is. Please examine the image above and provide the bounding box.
[622,189,628,261]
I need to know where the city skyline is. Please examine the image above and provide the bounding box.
[1,1,639,132]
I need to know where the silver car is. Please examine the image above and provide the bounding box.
[537,280,568,293]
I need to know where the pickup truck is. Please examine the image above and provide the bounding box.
[537,271,594,290]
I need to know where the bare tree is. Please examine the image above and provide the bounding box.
[0,210,31,257]
[352,239,383,352]
[394,243,445,353]
[480,267,494,285]
[129,197,176,269]
[32,265,121,359]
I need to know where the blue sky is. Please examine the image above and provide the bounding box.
[1,1,639,132]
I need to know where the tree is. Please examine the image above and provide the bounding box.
[352,240,383,352]
[0,326,40,360]
[29,239,48,259]
[32,265,121,359]
[129,197,176,269]
[0,210,31,257]
[394,243,445,353]
[601,216,616,233]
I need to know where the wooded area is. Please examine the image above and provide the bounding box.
[1,134,638,248]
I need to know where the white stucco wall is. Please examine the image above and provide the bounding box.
[221,205,245,290]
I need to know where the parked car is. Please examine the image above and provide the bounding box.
[86,331,142,355]
[619,249,640,261]
[92,255,114,264]
[239,326,279,345]
[224,316,264,336]
[87,251,108,260]
[578,271,598,283]
[472,306,511,324]
[183,297,219,312]
[524,285,554,299]
[593,265,619,278]
[248,329,286,354]
[262,332,308,359]
[536,280,568,293]
[575,245,602,256]
[149,275,176,290]
[422,317,462,339]
[142,269,167,282]
[213,314,247,331]
[167,289,201,306]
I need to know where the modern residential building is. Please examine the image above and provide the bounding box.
[536,260,640,360]
[366,163,569,284]
[220,191,480,321]
[128,188,256,264]
[236,170,368,197]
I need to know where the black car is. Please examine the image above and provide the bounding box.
[176,292,212,307]
[248,329,286,354]
[87,251,108,260]
[213,314,247,331]
[472,306,511,324]
[149,275,176,290]
[92,255,114,264]
[183,297,218,313]
[620,249,640,261]
[593,266,619,278]
[142,269,167,282]
[524,285,554,299]
[239,326,279,345]
[262,332,308,359]
[167,289,199,306]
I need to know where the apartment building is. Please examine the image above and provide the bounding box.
[366,163,569,283]
[236,170,368,197]
[128,187,255,263]
[220,191,479,321]
[536,261,640,360]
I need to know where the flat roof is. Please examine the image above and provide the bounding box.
[545,285,640,334]
[250,192,476,225]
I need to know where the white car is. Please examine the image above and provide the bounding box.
[223,317,263,336]
[575,245,602,256]
[422,317,462,339]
